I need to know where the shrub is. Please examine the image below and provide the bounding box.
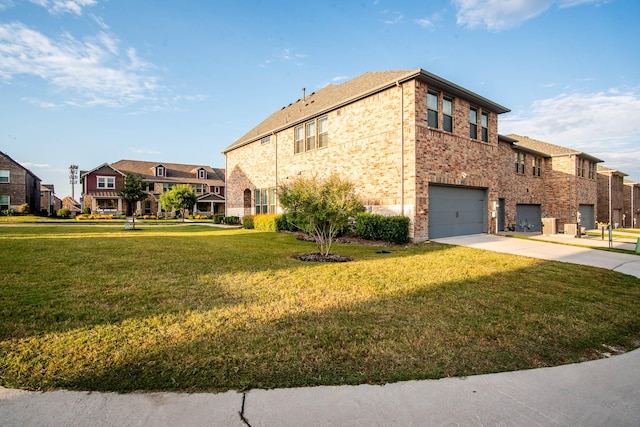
[194,214,210,220]
[57,208,71,218]
[17,203,30,214]
[355,213,410,244]
[76,214,114,220]
[223,216,240,225]
[254,214,279,232]
[276,212,307,232]
[242,215,255,229]
[213,215,224,224]
[82,207,91,215]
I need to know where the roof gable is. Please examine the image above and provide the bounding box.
[508,134,603,163]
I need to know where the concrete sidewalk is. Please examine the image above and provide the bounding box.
[2,234,640,426]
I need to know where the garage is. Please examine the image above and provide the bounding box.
[428,185,487,239]
[516,204,541,232]
[578,204,594,230]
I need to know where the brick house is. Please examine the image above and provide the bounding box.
[597,166,628,228]
[81,160,225,216]
[500,135,602,233]
[223,69,511,241]
[62,196,81,216]
[624,180,640,228]
[0,150,41,214]
[40,184,61,215]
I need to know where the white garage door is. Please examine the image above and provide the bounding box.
[429,185,487,239]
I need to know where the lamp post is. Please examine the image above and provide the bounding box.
[69,164,79,200]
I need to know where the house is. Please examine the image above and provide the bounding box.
[40,184,62,216]
[81,160,225,216]
[0,150,41,214]
[624,180,640,228]
[501,135,602,233]
[62,196,81,216]
[223,69,511,242]
[597,166,628,228]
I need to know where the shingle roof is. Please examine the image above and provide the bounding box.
[224,69,510,153]
[597,165,628,176]
[110,160,225,185]
[508,134,603,162]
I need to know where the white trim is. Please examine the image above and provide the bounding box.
[0,169,10,183]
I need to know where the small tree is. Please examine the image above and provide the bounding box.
[278,174,364,257]
[160,184,197,222]
[118,173,148,230]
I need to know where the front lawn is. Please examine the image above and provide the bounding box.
[1,224,639,392]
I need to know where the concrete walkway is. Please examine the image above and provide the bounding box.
[2,234,640,426]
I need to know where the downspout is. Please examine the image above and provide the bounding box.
[609,172,612,225]
[224,152,228,217]
[274,131,278,213]
[397,81,405,216]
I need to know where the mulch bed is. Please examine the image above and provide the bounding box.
[291,232,405,262]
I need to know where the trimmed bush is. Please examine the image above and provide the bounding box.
[355,213,410,244]
[254,214,279,232]
[213,215,224,224]
[82,207,91,215]
[57,208,71,218]
[223,216,240,225]
[276,212,306,232]
[242,215,255,229]
[17,203,30,214]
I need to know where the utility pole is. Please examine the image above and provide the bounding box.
[69,164,79,200]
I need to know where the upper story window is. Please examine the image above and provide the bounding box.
[156,166,164,177]
[97,176,115,189]
[469,108,478,139]
[481,112,489,142]
[588,162,596,179]
[0,170,10,183]
[514,152,526,174]
[261,136,271,144]
[532,156,542,177]
[162,183,175,192]
[443,97,453,132]
[427,91,439,128]
[143,182,155,192]
[213,186,220,195]
[295,116,329,154]
[198,169,206,179]
[194,183,207,194]
[578,158,586,178]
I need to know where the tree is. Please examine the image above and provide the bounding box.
[160,184,197,222]
[278,174,364,257]
[118,173,148,230]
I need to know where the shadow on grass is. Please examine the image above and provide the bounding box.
[2,250,640,392]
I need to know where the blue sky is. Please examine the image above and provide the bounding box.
[1,0,639,197]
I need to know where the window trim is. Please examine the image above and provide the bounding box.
[481,112,489,142]
[469,107,478,140]
[0,170,10,183]
[427,91,439,128]
[442,96,453,133]
[156,166,164,177]
[294,116,328,154]
[198,169,206,179]
[97,175,115,189]
[0,194,9,210]
[514,152,526,175]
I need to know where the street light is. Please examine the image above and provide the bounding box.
[69,164,79,200]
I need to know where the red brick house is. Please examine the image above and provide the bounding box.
[501,135,602,233]
[223,69,510,241]
[624,180,640,228]
[597,166,628,228]
[81,160,225,216]
[0,150,41,214]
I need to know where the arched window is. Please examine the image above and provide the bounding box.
[243,189,251,215]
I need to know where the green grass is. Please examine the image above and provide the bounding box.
[1,224,639,392]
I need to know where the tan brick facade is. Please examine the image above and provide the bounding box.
[624,181,640,228]
[597,168,627,227]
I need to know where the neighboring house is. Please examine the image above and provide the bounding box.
[40,184,56,215]
[597,166,628,228]
[624,180,640,228]
[502,135,602,233]
[223,69,511,242]
[0,150,41,214]
[81,160,225,216]
[62,196,81,216]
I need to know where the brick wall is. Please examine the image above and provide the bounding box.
[0,152,41,213]
[624,182,640,228]
[597,172,625,225]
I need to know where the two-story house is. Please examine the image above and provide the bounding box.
[0,150,41,214]
[81,160,225,216]
[624,179,639,229]
[40,184,61,216]
[223,69,510,242]
[597,166,628,228]
[500,135,601,233]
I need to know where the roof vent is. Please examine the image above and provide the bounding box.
[302,87,306,101]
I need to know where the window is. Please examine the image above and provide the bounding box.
[213,186,220,195]
[295,116,328,154]
[427,92,439,128]
[588,162,596,179]
[532,156,542,177]
[0,170,9,183]
[156,166,164,177]
[143,182,155,192]
[305,121,316,151]
[261,136,270,144]
[443,97,453,132]
[578,158,586,178]
[481,112,489,142]
[295,125,304,154]
[515,152,526,174]
[194,183,207,194]
[162,183,175,192]
[198,169,206,179]
[254,187,276,214]
[318,116,328,148]
[97,199,117,210]
[469,108,478,139]
[97,176,115,189]
[0,195,9,210]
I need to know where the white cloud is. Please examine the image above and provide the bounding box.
[500,89,640,178]
[451,0,608,31]
[21,161,51,168]
[130,147,160,155]
[0,22,160,107]
[29,0,97,15]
